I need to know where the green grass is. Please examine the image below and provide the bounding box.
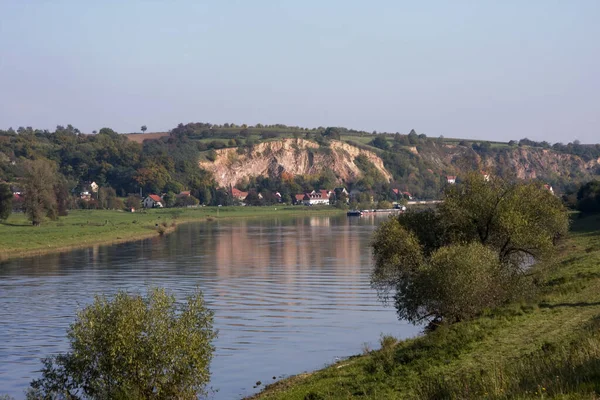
[0,206,344,261]
[250,214,600,400]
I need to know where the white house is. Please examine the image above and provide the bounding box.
[447,175,457,184]
[143,194,164,208]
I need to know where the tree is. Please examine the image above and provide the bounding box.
[371,172,569,326]
[23,159,58,226]
[370,136,390,150]
[54,177,72,216]
[576,180,600,213]
[141,125,147,133]
[125,195,142,210]
[29,288,216,400]
[0,183,12,221]
[163,191,177,207]
[175,194,200,207]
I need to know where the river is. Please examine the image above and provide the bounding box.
[0,214,420,399]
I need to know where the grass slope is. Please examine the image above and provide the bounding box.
[0,206,343,261]
[250,214,600,400]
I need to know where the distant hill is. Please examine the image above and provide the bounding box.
[1,123,599,203]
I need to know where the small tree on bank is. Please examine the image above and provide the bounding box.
[0,183,12,221]
[29,288,216,400]
[371,172,569,326]
[23,159,58,226]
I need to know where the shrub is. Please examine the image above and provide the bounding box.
[29,288,216,399]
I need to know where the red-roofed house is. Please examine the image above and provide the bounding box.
[143,194,164,208]
[544,184,555,195]
[447,175,457,184]
[231,187,249,201]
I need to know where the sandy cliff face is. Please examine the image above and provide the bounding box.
[199,138,392,187]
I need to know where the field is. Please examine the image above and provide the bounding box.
[0,206,343,261]
[250,214,600,399]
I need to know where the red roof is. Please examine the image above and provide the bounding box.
[149,194,162,202]
[392,189,399,195]
[177,191,191,197]
[295,194,306,201]
[231,188,248,198]
[319,190,330,197]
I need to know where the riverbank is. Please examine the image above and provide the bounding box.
[0,206,345,262]
[250,214,600,399]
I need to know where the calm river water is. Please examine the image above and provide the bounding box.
[0,214,420,399]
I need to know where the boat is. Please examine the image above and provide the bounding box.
[346,210,363,217]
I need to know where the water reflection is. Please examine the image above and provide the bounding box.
[0,214,419,399]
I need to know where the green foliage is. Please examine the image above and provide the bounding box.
[376,200,392,209]
[125,194,142,210]
[418,243,513,324]
[369,136,390,150]
[23,159,58,226]
[439,172,569,263]
[0,183,12,221]
[29,288,216,400]
[175,194,200,207]
[163,191,177,207]
[575,180,600,213]
[372,173,569,325]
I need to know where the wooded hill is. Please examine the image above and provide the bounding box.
[1,123,598,205]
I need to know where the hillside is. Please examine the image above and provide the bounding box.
[121,124,600,198]
[2,123,600,205]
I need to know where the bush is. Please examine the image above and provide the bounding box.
[372,173,569,326]
[29,288,216,399]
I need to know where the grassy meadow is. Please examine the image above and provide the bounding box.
[0,206,343,261]
[250,214,600,399]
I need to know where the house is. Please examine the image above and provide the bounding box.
[544,184,555,195]
[294,190,332,206]
[481,171,490,182]
[274,192,282,202]
[447,175,457,184]
[231,187,249,201]
[177,191,191,199]
[305,190,332,205]
[143,194,164,208]
[80,191,92,201]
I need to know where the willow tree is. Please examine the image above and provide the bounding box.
[372,172,569,325]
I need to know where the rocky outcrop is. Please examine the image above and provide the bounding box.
[199,138,392,188]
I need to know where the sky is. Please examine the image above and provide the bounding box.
[0,1,598,143]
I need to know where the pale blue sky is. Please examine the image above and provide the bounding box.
[1,1,598,142]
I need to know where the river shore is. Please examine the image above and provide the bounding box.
[249,214,600,399]
[0,206,345,262]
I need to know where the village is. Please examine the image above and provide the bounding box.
[6,171,555,213]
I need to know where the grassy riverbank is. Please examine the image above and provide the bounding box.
[250,214,600,399]
[0,206,344,261]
